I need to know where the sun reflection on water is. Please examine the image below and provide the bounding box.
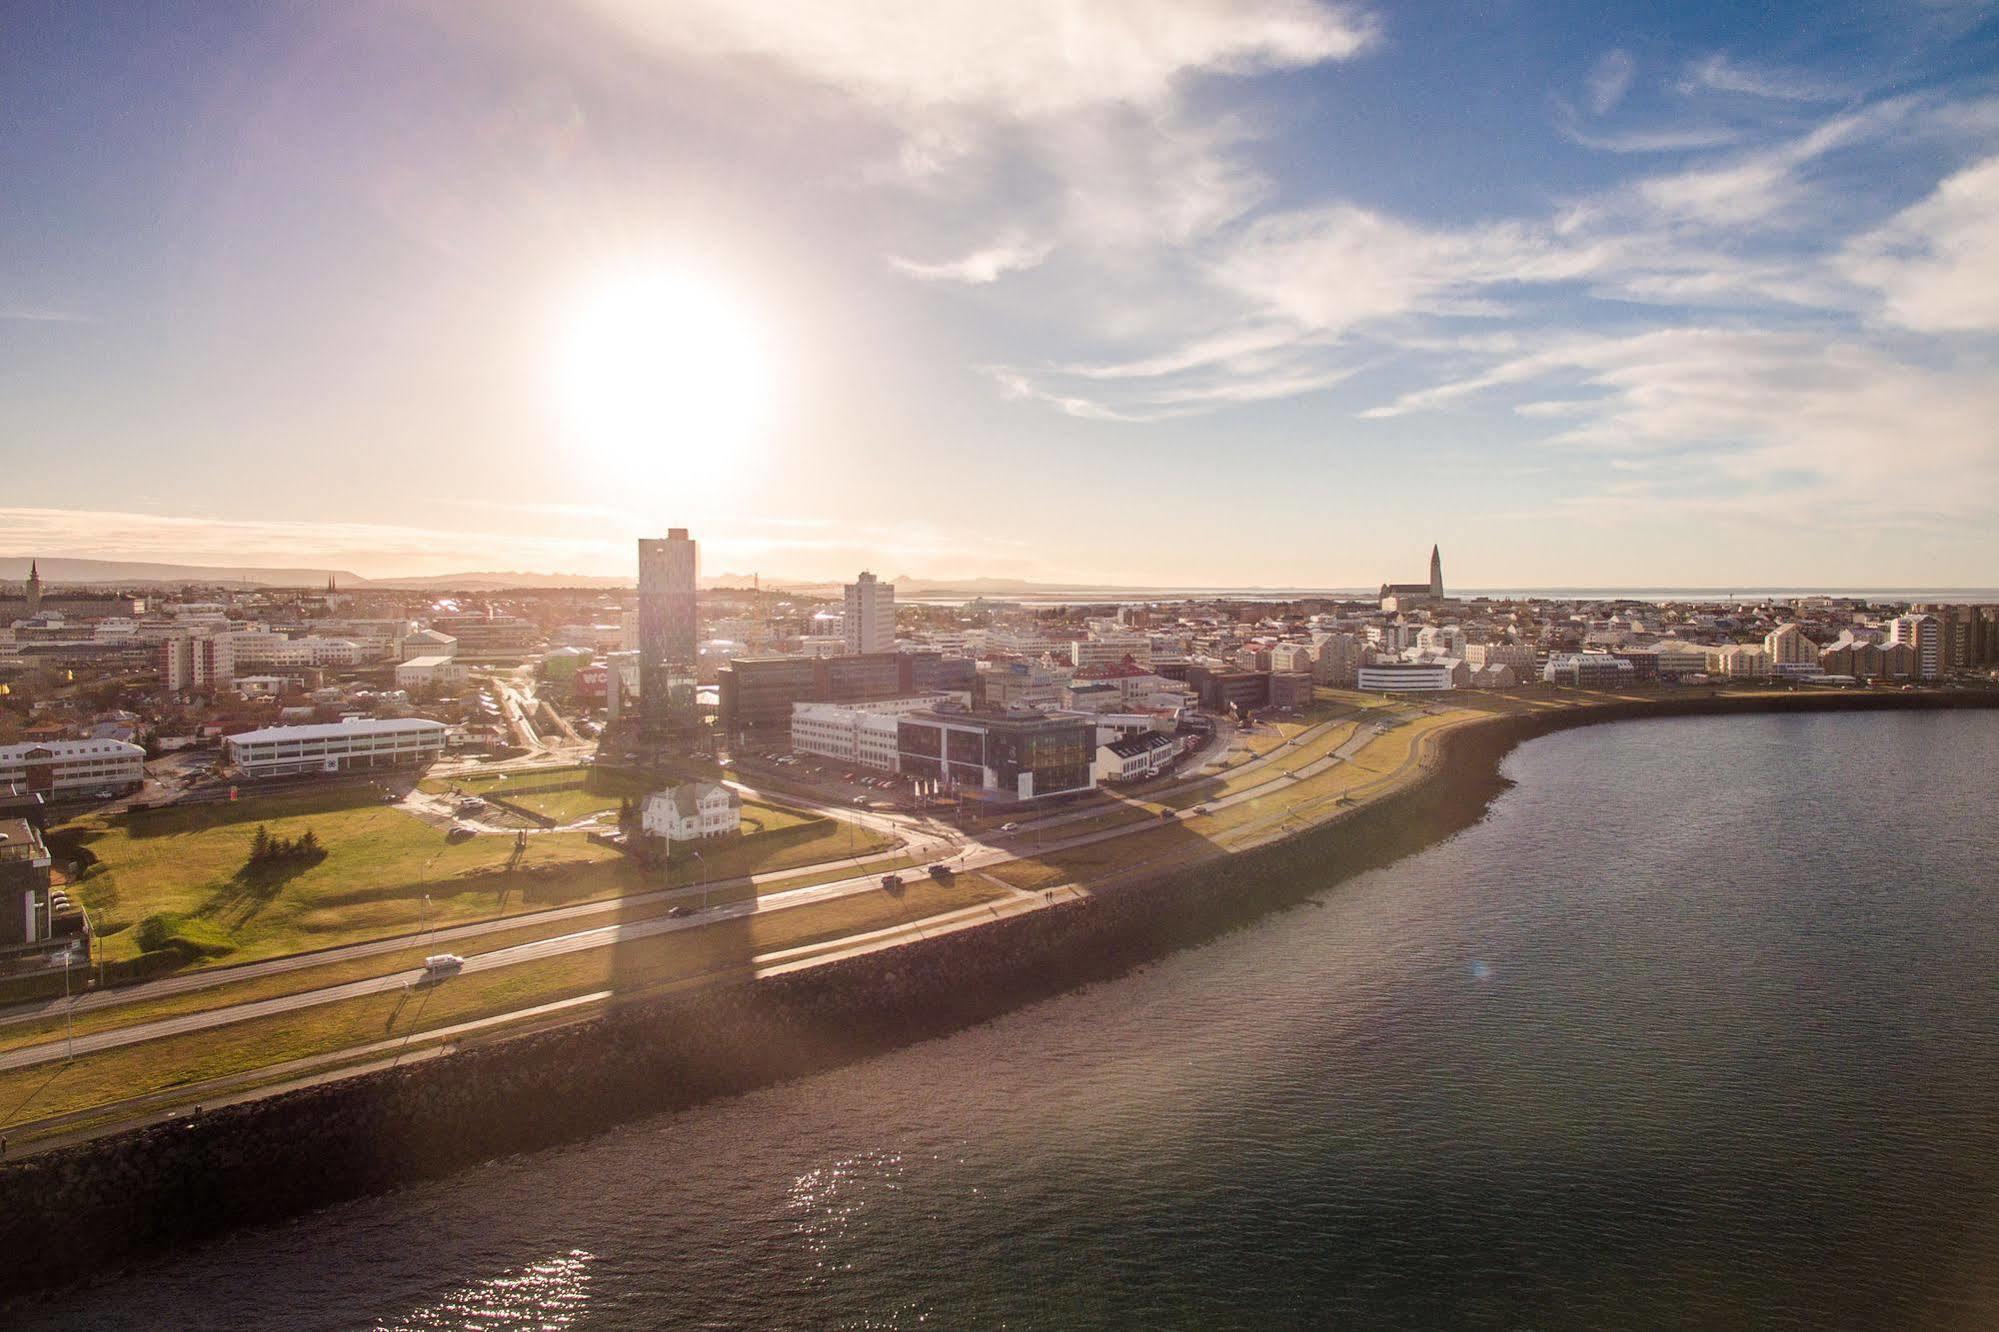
[377,1249,594,1331]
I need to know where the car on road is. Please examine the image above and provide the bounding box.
[999,821,1020,833]
[423,954,465,976]
[667,905,695,918]
[852,795,868,805]
[928,864,954,882]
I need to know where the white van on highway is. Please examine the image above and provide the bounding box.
[423,954,465,976]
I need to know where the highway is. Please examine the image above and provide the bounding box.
[0,706,1407,1073]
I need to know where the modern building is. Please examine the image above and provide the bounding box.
[1888,614,1942,680]
[0,818,66,956]
[1465,641,1538,677]
[843,571,896,655]
[1543,653,1637,687]
[399,628,458,661]
[638,529,700,743]
[719,651,975,736]
[423,613,538,663]
[1072,635,1153,669]
[0,739,146,796]
[394,656,470,692]
[224,718,447,779]
[1357,661,1458,692]
[641,782,741,843]
[1185,665,1271,713]
[1096,730,1177,784]
[896,706,1096,801]
[789,695,954,770]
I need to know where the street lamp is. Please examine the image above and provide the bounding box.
[691,849,707,912]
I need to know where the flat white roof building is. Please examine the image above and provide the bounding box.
[0,739,146,795]
[225,718,447,780]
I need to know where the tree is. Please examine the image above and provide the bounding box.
[297,828,322,859]
[250,825,271,862]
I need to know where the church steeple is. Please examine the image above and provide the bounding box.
[25,559,41,615]
[1428,544,1443,598]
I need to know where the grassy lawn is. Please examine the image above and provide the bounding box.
[0,876,1011,1135]
[49,791,632,971]
[43,786,894,980]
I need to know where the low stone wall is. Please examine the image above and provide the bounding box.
[2,689,1993,1293]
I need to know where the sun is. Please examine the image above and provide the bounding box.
[554,266,772,477]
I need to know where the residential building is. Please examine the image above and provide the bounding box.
[1543,654,1637,687]
[0,739,146,795]
[1764,623,1820,666]
[1269,671,1317,709]
[843,571,896,654]
[1465,641,1537,678]
[641,782,742,843]
[1705,644,1772,679]
[1888,613,1941,680]
[225,718,447,779]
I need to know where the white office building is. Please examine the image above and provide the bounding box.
[225,718,447,779]
[843,571,896,655]
[790,695,952,771]
[1357,661,1457,692]
[0,739,146,795]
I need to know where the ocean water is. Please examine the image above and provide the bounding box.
[26,710,1999,1329]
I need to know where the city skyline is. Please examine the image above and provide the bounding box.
[5,2,1998,586]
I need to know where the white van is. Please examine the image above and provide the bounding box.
[423,954,465,975]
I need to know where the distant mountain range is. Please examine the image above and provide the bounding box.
[0,555,1342,599]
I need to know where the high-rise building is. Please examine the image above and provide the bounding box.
[1888,613,1942,680]
[843,571,895,655]
[638,529,699,742]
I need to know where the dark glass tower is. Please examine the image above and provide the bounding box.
[638,529,699,746]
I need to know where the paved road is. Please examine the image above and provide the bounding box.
[0,705,1438,1075]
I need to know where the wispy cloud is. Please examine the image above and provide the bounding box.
[0,307,91,323]
[890,234,1053,284]
[1586,49,1636,115]
[1677,52,1844,102]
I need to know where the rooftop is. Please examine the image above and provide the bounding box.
[227,718,448,744]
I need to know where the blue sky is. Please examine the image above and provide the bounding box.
[3,0,1997,586]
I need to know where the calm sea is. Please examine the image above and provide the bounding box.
[26,710,1999,1330]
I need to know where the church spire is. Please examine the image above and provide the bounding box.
[1428,544,1443,598]
[25,558,41,614]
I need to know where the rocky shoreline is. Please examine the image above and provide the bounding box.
[3,689,1994,1297]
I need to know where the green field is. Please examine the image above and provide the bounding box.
[44,786,895,979]
[48,790,632,970]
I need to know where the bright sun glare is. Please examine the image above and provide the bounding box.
[556,267,772,477]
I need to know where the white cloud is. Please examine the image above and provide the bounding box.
[890,234,1053,283]
[1843,154,1999,331]
[1678,52,1841,102]
[1587,49,1636,115]
[1357,328,1999,519]
[584,0,1375,119]
[0,507,628,579]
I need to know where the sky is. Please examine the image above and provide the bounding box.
[3,0,1998,588]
